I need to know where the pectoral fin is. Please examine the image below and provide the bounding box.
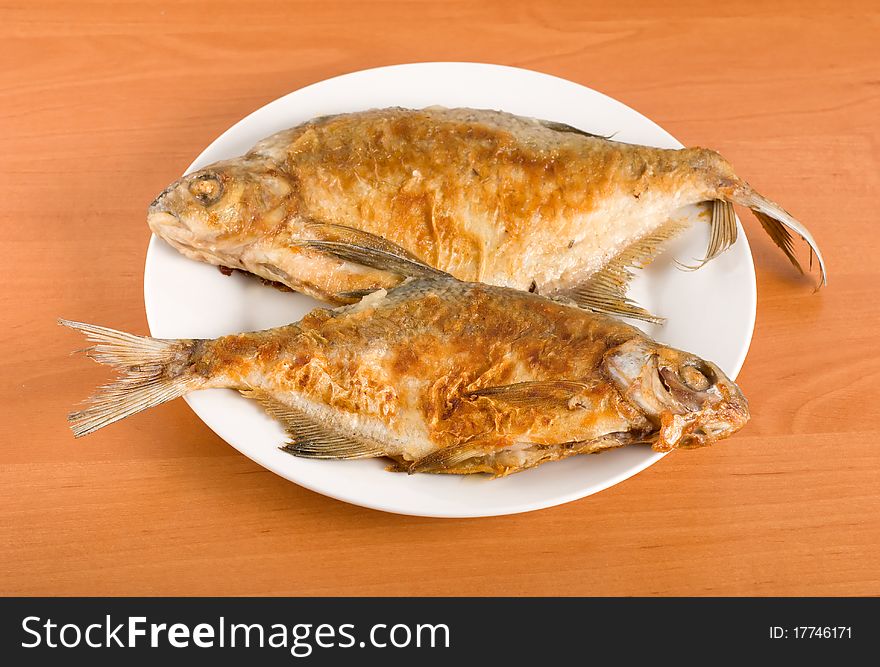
[295,223,450,280]
[240,389,385,460]
[303,221,426,262]
[565,219,687,324]
[466,380,589,408]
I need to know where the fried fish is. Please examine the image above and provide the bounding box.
[148,107,825,323]
[63,245,749,476]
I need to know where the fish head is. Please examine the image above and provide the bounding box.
[603,338,749,451]
[147,158,294,265]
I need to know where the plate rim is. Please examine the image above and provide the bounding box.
[143,61,757,518]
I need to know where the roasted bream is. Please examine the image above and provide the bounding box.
[148,106,826,322]
[63,245,749,476]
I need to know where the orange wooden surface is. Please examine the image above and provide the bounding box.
[1,0,878,596]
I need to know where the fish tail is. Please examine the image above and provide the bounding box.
[730,185,827,288]
[59,319,202,437]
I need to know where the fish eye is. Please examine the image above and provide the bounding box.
[680,363,712,391]
[188,173,224,206]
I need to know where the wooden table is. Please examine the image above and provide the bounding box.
[2,1,878,596]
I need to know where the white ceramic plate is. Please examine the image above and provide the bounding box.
[144,62,756,518]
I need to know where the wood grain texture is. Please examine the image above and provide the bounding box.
[1,0,878,596]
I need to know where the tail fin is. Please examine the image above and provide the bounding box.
[60,319,200,437]
[731,186,827,288]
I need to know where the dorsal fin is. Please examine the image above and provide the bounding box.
[240,389,385,460]
[565,219,687,324]
[538,119,616,140]
[294,224,450,280]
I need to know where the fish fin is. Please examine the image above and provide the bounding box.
[732,186,827,288]
[408,439,502,474]
[681,199,738,270]
[565,220,687,324]
[240,388,385,460]
[296,240,449,280]
[708,199,738,262]
[467,380,589,407]
[295,224,450,280]
[539,119,616,140]
[753,210,802,272]
[59,319,199,437]
[303,221,425,262]
[383,455,411,473]
[335,288,381,301]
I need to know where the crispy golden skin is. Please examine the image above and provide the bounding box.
[64,279,750,476]
[200,281,651,466]
[148,107,825,316]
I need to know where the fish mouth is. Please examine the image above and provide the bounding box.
[146,209,209,259]
[146,208,183,236]
[604,340,749,451]
[146,209,248,271]
[655,391,749,451]
[654,365,750,451]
